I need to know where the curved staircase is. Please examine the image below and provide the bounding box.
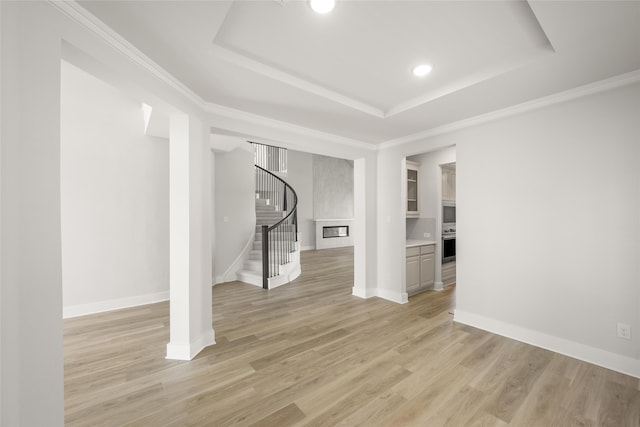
[236,144,301,289]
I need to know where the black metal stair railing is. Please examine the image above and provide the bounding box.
[255,165,298,289]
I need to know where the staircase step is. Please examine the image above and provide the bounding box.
[256,224,295,232]
[256,218,291,225]
[256,205,285,211]
[236,269,263,287]
[256,211,287,218]
[249,171,301,290]
[257,218,286,224]
[244,259,263,272]
[253,240,298,251]
[255,204,279,211]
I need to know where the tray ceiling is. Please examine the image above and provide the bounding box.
[77,0,640,145]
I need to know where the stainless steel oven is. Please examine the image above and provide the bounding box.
[442,234,456,263]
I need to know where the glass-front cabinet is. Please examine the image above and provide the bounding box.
[406,160,420,218]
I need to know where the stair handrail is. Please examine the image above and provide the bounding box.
[255,165,298,289]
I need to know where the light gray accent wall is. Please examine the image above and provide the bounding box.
[286,150,315,249]
[313,155,354,219]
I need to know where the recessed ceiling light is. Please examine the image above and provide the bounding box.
[412,64,433,77]
[309,0,336,14]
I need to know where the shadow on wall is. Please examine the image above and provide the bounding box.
[213,147,255,282]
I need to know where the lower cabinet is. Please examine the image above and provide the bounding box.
[406,244,435,296]
[406,252,421,294]
[442,261,456,286]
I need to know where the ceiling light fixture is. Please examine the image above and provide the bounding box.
[412,64,433,77]
[309,0,336,14]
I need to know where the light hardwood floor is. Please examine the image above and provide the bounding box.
[64,247,640,426]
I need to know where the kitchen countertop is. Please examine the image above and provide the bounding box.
[406,239,437,248]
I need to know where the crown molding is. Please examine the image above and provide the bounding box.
[49,0,208,109]
[205,102,376,151]
[385,46,555,119]
[210,44,385,118]
[379,68,640,150]
[48,1,639,155]
[50,1,376,153]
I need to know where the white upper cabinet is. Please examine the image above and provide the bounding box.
[442,164,456,202]
[407,160,420,218]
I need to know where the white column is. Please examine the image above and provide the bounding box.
[1,3,64,425]
[352,154,379,298]
[375,150,408,304]
[166,113,215,360]
[353,158,369,297]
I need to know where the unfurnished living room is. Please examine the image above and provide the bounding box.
[2,1,640,426]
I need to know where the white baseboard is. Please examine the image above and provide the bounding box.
[300,245,315,251]
[376,288,409,304]
[166,328,216,361]
[352,287,376,299]
[352,287,408,304]
[454,310,640,379]
[63,291,169,319]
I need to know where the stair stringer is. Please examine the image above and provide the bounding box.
[217,229,255,284]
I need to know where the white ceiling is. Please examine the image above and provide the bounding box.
[78,0,640,146]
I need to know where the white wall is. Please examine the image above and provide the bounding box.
[61,61,169,317]
[375,81,640,377]
[452,83,640,376]
[213,146,255,282]
[286,149,315,250]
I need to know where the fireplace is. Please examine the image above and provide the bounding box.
[323,226,349,239]
[315,219,354,250]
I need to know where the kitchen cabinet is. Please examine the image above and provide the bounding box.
[406,160,420,218]
[442,165,456,202]
[406,247,421,295]
[442,261,456,286]
[406,244,435,295]
[420,246,435,289]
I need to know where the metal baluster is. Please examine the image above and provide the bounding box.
[262,225,268,289]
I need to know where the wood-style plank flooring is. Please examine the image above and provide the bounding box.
[64,247,640,426]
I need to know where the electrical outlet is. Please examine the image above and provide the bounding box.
[617,323,631,340]
[424,233,431,238]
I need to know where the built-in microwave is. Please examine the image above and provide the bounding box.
[443,202,456,226]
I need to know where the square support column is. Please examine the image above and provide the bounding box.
[166,113,215,360]
[352,154,379,298]
[353,157,376,298]
[1,3,64,425]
